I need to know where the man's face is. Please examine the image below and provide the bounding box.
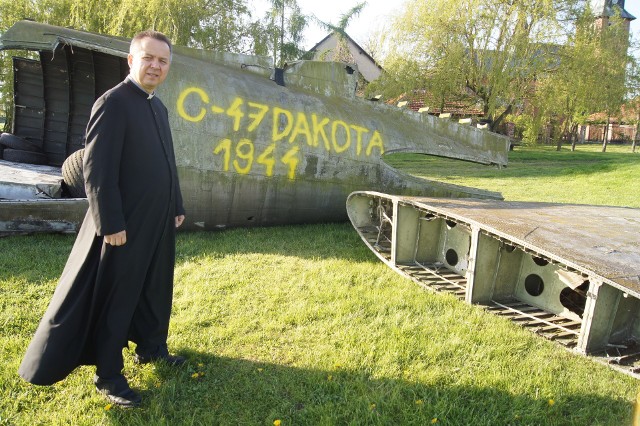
[128,37,171,93]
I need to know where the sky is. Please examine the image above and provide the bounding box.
[250,0,408,50]
[625,1,640,55]
[252,0,640,56]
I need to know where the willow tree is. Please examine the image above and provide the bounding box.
[593,12,630,153]
[527,5,631,151]
[529,8,604,150]
[369,0,573,132]
[0,0,258,130]
[626,59,640,153]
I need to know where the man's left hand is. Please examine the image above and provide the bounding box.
[175,215,185,228]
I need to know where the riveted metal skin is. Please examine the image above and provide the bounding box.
[1,20,510,234]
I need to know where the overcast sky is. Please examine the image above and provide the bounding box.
[252,0,640,56]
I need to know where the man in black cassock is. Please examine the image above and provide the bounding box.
[18,30,186,408]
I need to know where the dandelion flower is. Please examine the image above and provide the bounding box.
[105,403,113,411]
[191,372,200,378]
[274,420,281,426]
[327,375,333,381]
[431,418,438,424]
[415,399,423,405]
[370,403,376,411]
[198,363,204,367]
[548,399,555,406]
[258,368,264,372]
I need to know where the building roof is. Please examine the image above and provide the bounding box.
[588,101,639,124]
[590,0,636,20]
[390,90,485,117]
[304,31,383,82]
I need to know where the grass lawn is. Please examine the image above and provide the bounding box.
[1,143,639,425]
[384,143,640,208]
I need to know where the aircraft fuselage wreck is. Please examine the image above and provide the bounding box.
[2,21,639,381]
[0,20,509,234]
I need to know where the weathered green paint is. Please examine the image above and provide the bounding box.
[1,21,510,231]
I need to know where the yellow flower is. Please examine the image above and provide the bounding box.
[257,368,264,372]
[431,418,438,424]
[273,420,281,426]
[191,372,200,378]
[548,399,555,406]
[198,363,204,367]
[370,403,376,410]
[327,375,333,381]
[104,403,113,411]
[415,399,423,405]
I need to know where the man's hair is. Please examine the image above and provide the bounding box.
[130,30,172,55]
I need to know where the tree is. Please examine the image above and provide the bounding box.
[370,0,635,150]
[624,57,640,153]
[309,3,366,64]
[368,0,578,132]
[592,11,630,153]
[261,0,307,67]
[0,0,260,131]
[527,7,609,150]
[500,2,632,150]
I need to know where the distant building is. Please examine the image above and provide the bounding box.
[580,0,637,144]
[590,0,635,34]
[391,89,485,120]
[305,32,383,83]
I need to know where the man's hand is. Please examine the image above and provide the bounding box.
[175,215,185,228]
[104,230,127,246]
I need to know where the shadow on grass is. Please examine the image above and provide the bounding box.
[101,350,633,425]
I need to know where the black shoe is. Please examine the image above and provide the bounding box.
[134,352,186,366]
[94,375,141,408]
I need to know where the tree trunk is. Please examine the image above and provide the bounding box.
[571,123,579,152]
[490,104,512,133]
[601,116,610,153]
[279,3,285,67]
[633,120,639,153]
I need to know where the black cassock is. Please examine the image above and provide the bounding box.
[18,77,185,385]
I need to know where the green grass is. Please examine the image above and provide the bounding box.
[384,143,640,208]
[1,144,639,425]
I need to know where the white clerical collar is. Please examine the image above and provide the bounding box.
[128,77,155,99]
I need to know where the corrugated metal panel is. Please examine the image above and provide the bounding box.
[13,58,45,149]
[67,47,95,156]
[93,51,126,98]
[41,48,70,166]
